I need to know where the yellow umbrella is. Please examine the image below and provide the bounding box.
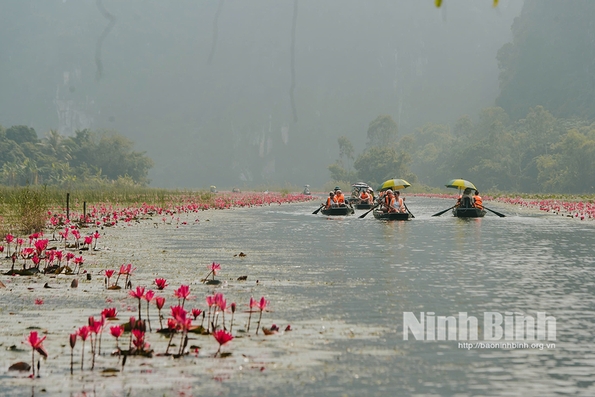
[445,179,477,190]
[377,179,411,192]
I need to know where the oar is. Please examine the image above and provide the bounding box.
[312,204,325,215]
[359,204,379,219]
[484,206,506,217]
[431,205,456,217]
[403,202,415,218]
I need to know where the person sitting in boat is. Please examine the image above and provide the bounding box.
[378,188,391,207]
[473,190,483,209]
[325,191,338,209]
[457,188,474,208]
[359,189,371,204]
[382,190,399,213]
[392,191,406,213]
[335,189,346,206]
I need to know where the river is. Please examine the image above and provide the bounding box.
[162,195,595,396]
[2,195,594,396]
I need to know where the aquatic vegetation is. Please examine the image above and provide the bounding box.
[246,296,258,333]
[212,330,233,357]
[5,233,14,257]
[129,286,146,321]
[255,296,270,335]
[114,263,135,289]
[24,331,47,378]
[230,302,237,333]
[154,277,168,290]
[110,324,124,353]
[155,296,166,330]
[144,289,155,332]
[203,262,221,283]
[174,284,191,307]
[1,189,306,382]
[77,325,90,370]
[69,333,76,374]
[104,269,115,288]
[102,307,118,320]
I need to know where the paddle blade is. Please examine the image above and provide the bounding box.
[359,204,379,218]
[431,206,455,217]
[484,206,506,217]
[312,205,324,215]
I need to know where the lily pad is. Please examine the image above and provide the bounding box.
[8,362,31,371]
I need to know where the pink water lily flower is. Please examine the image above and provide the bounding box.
[25,331,47,377]
[154,278,168,290]
[130,286,146,320]
[212,329,233,357]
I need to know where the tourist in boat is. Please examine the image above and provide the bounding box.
[335,189,346,206]
[382,190,404,213]
[393,191,406,213]
[473,190,483,209]
[457,188,474,208]
[380,190,392,212]
[360,189,371,204]
[325,191,337,209]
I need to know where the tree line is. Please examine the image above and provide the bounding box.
[0,125,153,188]
[329,107,595,194]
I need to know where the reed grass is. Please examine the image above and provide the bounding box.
[0,185,216,234]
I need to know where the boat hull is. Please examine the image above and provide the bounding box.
[453,207,486,218]
[372,210,411,221]
[354,202,374,210]
[321,206,355,216]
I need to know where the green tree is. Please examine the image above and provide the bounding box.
[65,129,154,185]
[410,123,455,186]
[366,115,399,148]
[5,125,38,145]
[537,125,595,193]
[354,142,415,187]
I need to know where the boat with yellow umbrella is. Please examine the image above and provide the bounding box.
[446,179,484,218]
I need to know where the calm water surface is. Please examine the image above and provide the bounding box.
[3,196,595,396]
[173,196,595,396]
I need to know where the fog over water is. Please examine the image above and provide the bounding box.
[0,1,522,188]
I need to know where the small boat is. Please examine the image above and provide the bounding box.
[321,205,355,216]
[349,182,374,209]
[452,207,486,218]
[372,209,412,221]
[354,201,374,210]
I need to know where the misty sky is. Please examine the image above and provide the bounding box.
[0,0,523,188]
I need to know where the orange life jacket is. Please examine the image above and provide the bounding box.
[474,195,483,209]
[326,196,337,208]
[336,193,345,204]
[360,192,370,202]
